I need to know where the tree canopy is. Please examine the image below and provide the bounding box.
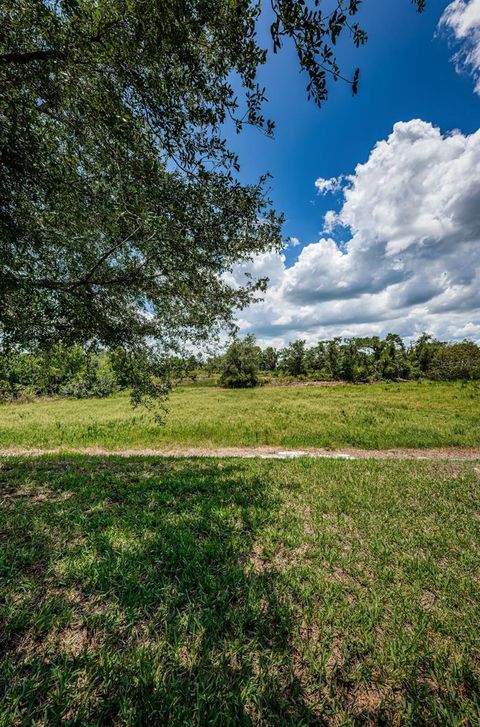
[1,0,425,358]
[220,335,259,388]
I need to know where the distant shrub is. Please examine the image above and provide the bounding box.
[93,358,118,397]
[428,341,480,381]
[220,336,259,388]
[279,340,307,377]
[60,356,118,398]
[0,380,15,402]
[306,369,331,381]
[0,382,36,403]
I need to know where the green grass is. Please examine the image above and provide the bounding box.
[1,455,479,724]
[1,380,480,450]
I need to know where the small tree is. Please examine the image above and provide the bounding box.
[279,340,307,377]
[305,342,327,374]
[380,333,411,380]
[220,335,259,388]
[408,333,443,377]
[259,346,279,372]
[340,339,369,382]
[326,338,342,379]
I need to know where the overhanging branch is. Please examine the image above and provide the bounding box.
[0,49,66,64]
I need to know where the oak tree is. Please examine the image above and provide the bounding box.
[0,0,426,400]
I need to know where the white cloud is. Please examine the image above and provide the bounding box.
[288,236,301,247]
[439,0,480,93]
[232,120,480,345]
[322,209,339,233]
[315,175,344,194]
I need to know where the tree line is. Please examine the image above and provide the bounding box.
[1,333,480,401]
[0,345,171,409]
[215,334,480,387]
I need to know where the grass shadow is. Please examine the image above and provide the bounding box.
[0,455,324,725]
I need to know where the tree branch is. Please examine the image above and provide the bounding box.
[82,226,143,283]
[0,49,66,65]
[12,227,148,291]
[0,20,120,66]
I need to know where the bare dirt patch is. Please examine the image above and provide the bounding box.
[245,542,312,574]
[1,446,480,460]
[0,486,72,504]
[52,626,91,657]
[421,590,437,610]
[264,380,347,388]
[347,684,392,718]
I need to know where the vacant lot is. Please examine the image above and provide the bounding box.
[1,455,479,725]
[1,381,479,451]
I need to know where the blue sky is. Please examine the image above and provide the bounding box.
[225,0,480,345]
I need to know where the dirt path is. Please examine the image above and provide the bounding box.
[1,446,480,460]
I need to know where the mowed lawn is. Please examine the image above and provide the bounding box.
[1,380,480,450]
[0,455,479,725]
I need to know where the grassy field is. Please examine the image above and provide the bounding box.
[1,380,480,450]
[0,455,479,725]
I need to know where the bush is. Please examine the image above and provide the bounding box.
[428,341,480,380]
[220,336,259,388]
[279,340,307,377]
[60,357,118,398]
[306,369,331,381]
[0,382,36,403]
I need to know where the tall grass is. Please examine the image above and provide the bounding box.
[0,380,479,450]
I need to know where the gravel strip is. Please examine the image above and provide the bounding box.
[1,446,480,460]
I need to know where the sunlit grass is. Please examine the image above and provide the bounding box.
[1,455,479,724]
[1,380,479,450]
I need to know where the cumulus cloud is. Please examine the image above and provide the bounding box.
[233,120,480,345]
[439,0,480,93]
[315,175,344,194]
[288,236,301,247]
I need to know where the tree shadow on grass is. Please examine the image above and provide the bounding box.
[0,456,325,725]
